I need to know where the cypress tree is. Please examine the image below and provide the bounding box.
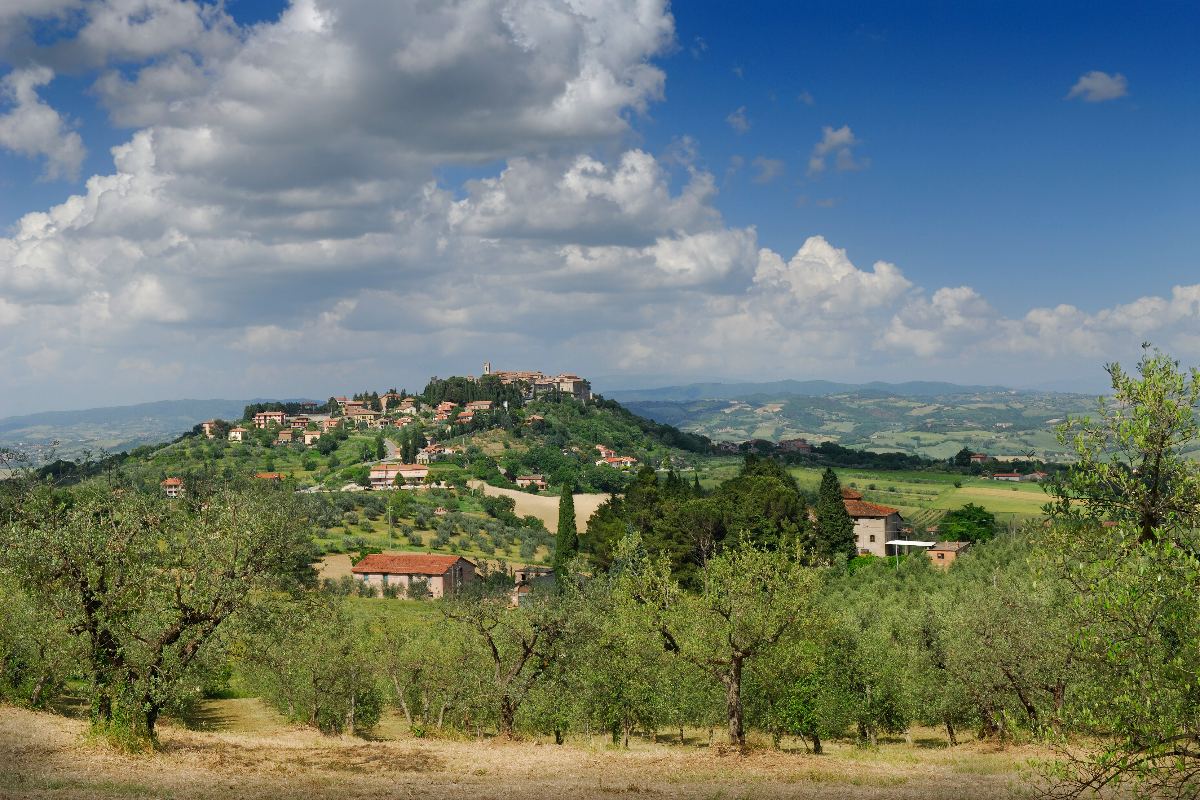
[553,482,578,579]
[814,467,856,562]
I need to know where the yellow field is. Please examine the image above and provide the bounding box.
[0,702,1047,800]
[467,481,609,532]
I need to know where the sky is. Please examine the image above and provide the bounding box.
[0,0,1197,415]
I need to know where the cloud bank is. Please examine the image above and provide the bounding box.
[0,1,1192,414]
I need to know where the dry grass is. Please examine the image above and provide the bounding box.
[468,481,609,533]
[0,702,1046,800]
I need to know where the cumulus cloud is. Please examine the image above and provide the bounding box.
[808,124,866,176]
[0,1,1194,413]
[1067,70,1129,103]
[0,66,86,180]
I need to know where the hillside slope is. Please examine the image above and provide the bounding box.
[621,389,1097,460]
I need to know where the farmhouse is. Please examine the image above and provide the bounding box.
[228,426,248,442]
[991,472,1022,482]
[1024,471,1049,482]
[515,474,548,490]
[351,553,475,599]
[160,477,183,498]
[464,400,494,412]
[288,415,310,429]
[969,453,989,464]
[842,488,903,557]
[926,541,970,570]
[597,455,638,469]
[303,430,323,446]
[276,428,295,444]
[255,472,285,483]
[368,463,429,489]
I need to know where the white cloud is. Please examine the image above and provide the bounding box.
[1067,70,1129,103]
[807,124,865,176]
[750,156,784,184]
[0,1,1195,413]
[726,106,750,133]
[0,66,86,180]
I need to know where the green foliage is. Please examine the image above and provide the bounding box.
[939,503,997,543]
[0,477,316,744]
[553,483,578,578]
[1038,346,1200,798]
[813,467,855,562]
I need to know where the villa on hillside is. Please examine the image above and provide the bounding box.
[351,553,475,599]
[515,475,548,490]
[160,477,183,498]
[842,488,904,557]
[228,426,248,442]
[303,430,323,445]
[368,463,429,489]
[200,420,219,439]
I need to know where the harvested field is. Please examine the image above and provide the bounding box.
[468,481,609,532]
[0,702,1045,799]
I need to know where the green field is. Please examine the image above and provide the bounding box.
[691,458,1047,530]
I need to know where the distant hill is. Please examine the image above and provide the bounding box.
[0,399,251,459]
[605,379,1010,403]
[610,382,1098,461]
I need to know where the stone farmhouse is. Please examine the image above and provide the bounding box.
[842,488,904,557]
[351,553,475,599]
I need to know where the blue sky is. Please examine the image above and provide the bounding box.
[0,0,1197,413]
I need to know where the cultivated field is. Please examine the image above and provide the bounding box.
[0,702,1047,800]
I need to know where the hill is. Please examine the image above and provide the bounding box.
[0,399,251,460]
[606,379,1010,402]
[615,383,1099,460]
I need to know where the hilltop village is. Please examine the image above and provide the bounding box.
[129,364,1017,601]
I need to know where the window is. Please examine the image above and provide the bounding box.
[937,553,945,560]
[869,534,876,542]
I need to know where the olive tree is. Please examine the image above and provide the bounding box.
[0,478,315,745]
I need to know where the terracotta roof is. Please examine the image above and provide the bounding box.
[351,553,472,576]
[930,541,971,553]
[161,477,183,486]
[255,472,284,480]
[843,499,899,518]
[841,488,863,500]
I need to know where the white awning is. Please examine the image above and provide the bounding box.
[885,539,936,547]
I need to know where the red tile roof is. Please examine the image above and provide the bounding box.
[351,553,472,576]
[841,488,863,500]
[843,499,900,518]
[161,477,183,486]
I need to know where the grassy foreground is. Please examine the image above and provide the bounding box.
[0,701,1043,800]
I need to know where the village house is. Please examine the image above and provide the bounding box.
[380,392,404,411]
[253,410,287,429]
[351,553,475,599]
[480,362,592,402]
[228,426,248,442]
[160,477,183,498]
[524,414,545,425]
[515,474,548,490]
[321,417,342,432]
[464,400,494,412]
[991,472,1022,482]
[778,438,812,454]
[288,415,310,429]
[596,455,638,469]
[276,428,295,444]
[200,420,219,439]
[455,411,474,424]
[255,472,285,483]
[416,444,454,464]
[347,408,381,424]
[926,541,970,570]
[1023,471,1049,482]
[595,444,616,459]
[842,488,904,557]
[303,430,323,446]
[368,463,429,489]
[969,453,990,464]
